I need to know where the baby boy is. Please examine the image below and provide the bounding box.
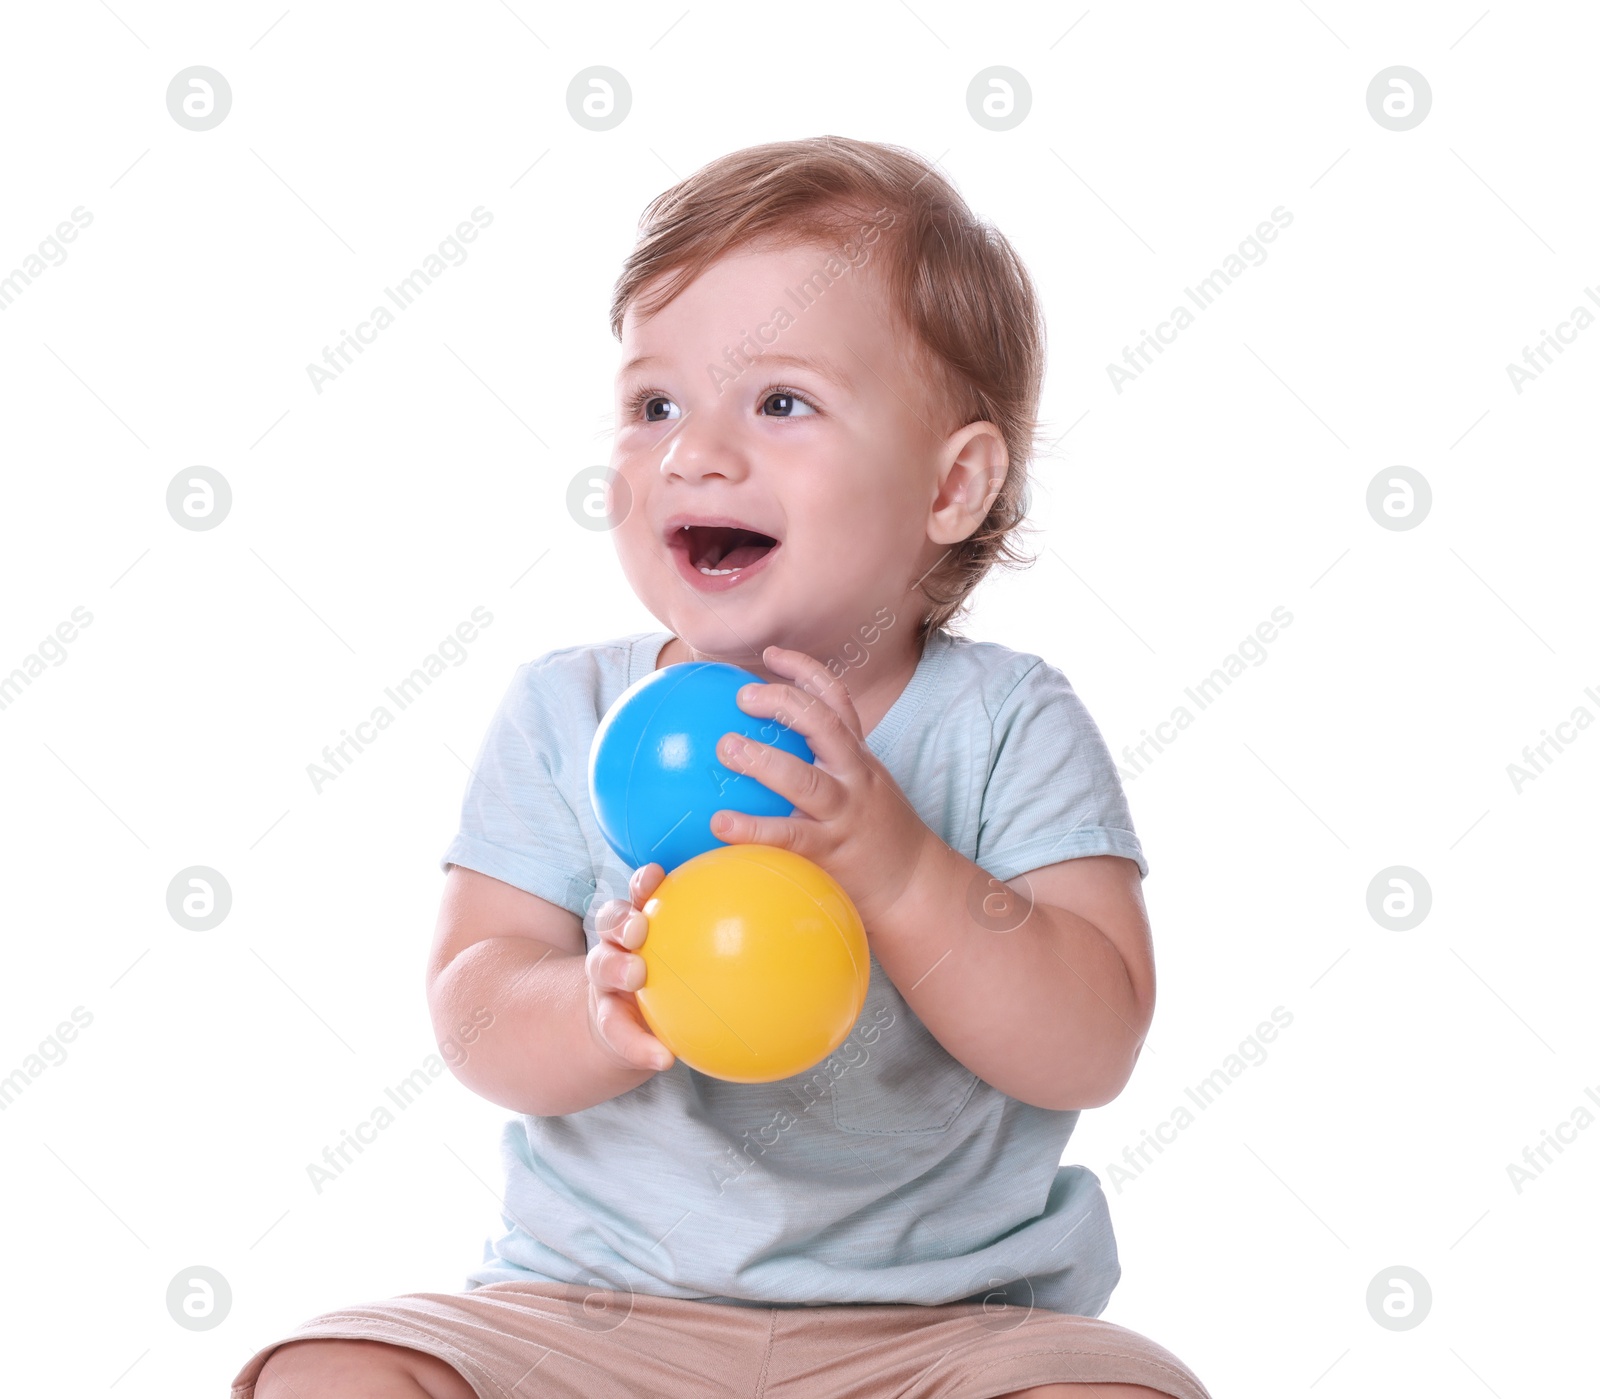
[233,136,1210,1399]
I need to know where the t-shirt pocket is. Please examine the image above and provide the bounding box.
[830,962,980,1135]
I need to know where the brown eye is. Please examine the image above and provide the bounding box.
[761,391,815,418]
[643,396,680,421]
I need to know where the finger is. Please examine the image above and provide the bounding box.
[595,901,644,948]
[616,907,649,951]
[630,861,666,906]
[586,940,646,994]
[593,989,675,1071]
[717,732,842,819]
[711,808,808,854]
[593,897,631,941]
[736,678,859,771]
[760,646,864,740]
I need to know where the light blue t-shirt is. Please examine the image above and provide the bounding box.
[440,627,1148,1315]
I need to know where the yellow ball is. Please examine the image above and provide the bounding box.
[637,844,870,1083]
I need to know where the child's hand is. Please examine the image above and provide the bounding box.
[710,644,935,930]
[585,862,676,1074]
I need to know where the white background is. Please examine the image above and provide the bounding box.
[1,2,1595,1395]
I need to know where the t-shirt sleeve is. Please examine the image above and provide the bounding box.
[438,663,596,918]
[975,658,1148,882]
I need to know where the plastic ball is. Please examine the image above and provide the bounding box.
[588,661,813,872]
[635,844,870,1083]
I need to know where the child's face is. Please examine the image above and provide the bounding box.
[609,240,994,669]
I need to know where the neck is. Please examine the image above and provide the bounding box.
[659,615,929,736]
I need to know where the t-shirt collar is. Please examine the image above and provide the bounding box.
[631,628,951,758]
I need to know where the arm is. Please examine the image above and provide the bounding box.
[867,845,1154,1110]
[425,862,673,1117]
[705,644,1155,1114]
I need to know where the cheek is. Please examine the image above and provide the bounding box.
[613,504,657,567]
[607,444,656,524]
[599,468,652,568]
[610,523,665,606]
[609,433,647,480]
[791,495,908,586]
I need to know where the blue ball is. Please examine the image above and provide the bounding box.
[588,661,814,872]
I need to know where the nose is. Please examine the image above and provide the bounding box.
[657,410,748,484]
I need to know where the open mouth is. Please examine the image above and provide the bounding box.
[671,525,780,577]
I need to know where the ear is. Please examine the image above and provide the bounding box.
[927,421,1009,546]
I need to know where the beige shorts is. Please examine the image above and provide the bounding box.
[230,1280,1211,1399]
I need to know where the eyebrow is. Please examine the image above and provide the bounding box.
[618,350,852,388]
